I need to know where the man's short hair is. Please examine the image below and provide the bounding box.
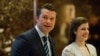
[37,3,56,17]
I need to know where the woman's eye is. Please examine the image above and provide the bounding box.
[81,28,86,30]
[81,27,89,31]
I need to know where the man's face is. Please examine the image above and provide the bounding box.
[74,23,89,42]
[36,8,56,35]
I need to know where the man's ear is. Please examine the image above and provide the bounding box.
[36,16,39,19]
[34,16,39,24]
[35,16,39,21]
[74,30,76,34]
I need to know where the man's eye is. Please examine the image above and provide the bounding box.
[50,18,53,20]
[43,16,48,19]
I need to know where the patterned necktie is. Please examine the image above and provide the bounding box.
[42,36,49,56]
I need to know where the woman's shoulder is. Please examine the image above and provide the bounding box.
[86,43,97,56]
[62,42,76,56]
[86,43,96,50]
[62,42,76,51]
[87,43,95,48]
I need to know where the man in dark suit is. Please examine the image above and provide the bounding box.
[11,3,57,56]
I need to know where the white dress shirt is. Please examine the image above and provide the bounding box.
[35,25,52,56]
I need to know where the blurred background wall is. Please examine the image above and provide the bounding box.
[0,0,100,56]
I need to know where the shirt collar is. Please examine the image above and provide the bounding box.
[35,25,48,38]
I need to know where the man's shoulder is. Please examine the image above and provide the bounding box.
[16,27,37,41]
[21,27,35,35]
[13,27,38,46]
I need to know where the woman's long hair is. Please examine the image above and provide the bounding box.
[68,17,88,44]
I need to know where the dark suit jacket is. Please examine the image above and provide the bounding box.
[11,28,55,56]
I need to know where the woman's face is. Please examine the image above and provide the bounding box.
[74,22,89,42]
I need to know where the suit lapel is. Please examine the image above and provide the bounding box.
[74,42,93,56]
[48,36,55,56]
[33,28,45,56]
[86,44,92,56]
[32,28,55,56]
[73,42,83,56]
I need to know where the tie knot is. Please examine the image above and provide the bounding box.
[42,36,47,42]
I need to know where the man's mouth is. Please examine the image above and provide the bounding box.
[45,25,51,27]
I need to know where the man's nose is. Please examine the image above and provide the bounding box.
[47,19,51,23]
